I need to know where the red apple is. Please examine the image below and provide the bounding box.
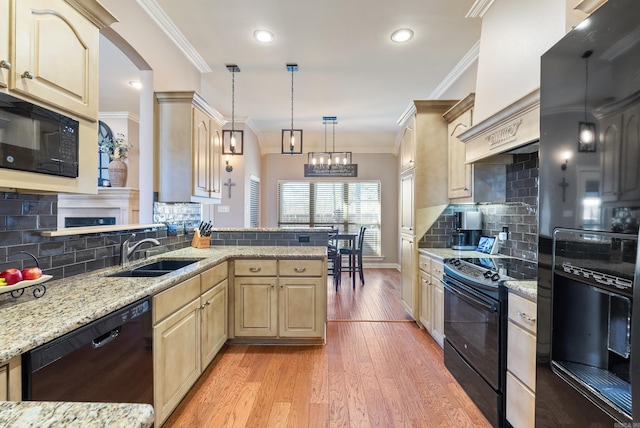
[0,268,23,285]
[21,267,42,280]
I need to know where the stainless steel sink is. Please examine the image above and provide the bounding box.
[107,259,202,277]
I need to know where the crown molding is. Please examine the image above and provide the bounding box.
[466,0,496,18]
[99,111,140,123]
[429,40,480,99]
[136,0,212,73]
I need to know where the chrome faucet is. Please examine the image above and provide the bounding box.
[120,233,161,267]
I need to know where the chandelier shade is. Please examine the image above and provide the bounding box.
[578,50,596,153]
[281,64,303,154]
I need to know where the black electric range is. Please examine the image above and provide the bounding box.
[444,257,538,292]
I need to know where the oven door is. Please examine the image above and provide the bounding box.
[443,274,501,390]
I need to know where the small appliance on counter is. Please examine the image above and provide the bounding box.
[451,211,482,250]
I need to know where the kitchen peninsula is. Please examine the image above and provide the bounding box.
[0,245,327,427]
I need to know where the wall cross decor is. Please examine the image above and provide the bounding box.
[224,178,236,198]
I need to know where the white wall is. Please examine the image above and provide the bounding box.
[260,152,399,264]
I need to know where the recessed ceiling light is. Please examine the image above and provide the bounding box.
[390,28,414,43]
[128,80,142,89]
[253,29,275,43]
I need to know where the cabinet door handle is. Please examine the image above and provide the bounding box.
[21,71,34,79]
[205,300,211,306]
[249,267,261,272]
[0,60,11,70]
[518,311,536,322]
[294,267,306,273]
[271,283,275,288]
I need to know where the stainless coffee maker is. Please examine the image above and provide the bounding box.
[451,211,483,250]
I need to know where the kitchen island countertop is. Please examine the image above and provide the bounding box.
[0,401,154,428]
[0,246,326,428]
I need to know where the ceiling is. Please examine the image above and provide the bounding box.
[99,0,482,154]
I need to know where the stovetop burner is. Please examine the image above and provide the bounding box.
[445,257,538,287]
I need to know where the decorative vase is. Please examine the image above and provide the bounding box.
[108,159,128,187]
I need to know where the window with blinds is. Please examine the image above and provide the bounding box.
[278,181,381,256]
[249,177,260,228]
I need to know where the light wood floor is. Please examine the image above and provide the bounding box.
[164,268,490,427]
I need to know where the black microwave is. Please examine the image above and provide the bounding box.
[0,92,79,178]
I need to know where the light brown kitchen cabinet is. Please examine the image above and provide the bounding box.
[0,0,8,89]
[155,91,223,203]
[11,0,112,121]
[0,0,115,195]
[444,94,508,203]
[445,94,474,199]
[506,292,537,428]
[401,234,416,319]
[153,263,229,426]
[398,100,455,323]
[600,100,640,203]
[400,116,415,172]
[400,170,414,234]
[200,263,228,368]
[0,355,21,401]
[234,259,326,340]
[418,254,432,332]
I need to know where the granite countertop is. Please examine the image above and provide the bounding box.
[0,402,154,428]
[0,246,325,427]
[419,248,538,301]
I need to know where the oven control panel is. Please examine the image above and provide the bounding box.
[445,258,503,287]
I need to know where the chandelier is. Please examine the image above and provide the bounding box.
[305,116,357,177]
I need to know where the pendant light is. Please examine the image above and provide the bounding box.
[281,64,303,154]
[305,116,357,177]
[578,50,596,152]
[223,64,244,156]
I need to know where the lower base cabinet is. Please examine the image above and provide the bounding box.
[0,355,21,401]
[419,252,444,348]
[506,292,537,428]
[234,259,326,339]
[153,263,228,426]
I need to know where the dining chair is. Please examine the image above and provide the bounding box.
[339,226,366,286]
[327,232,341,291]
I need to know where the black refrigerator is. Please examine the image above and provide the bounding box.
[537,0,640,425]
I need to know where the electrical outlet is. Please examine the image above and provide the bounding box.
[217,205,230,213]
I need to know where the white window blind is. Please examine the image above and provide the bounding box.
[278,180,381,256]
[249,177,260,228]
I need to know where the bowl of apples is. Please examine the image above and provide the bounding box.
[0,251,51,298]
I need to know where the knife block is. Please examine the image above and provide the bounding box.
[191,229,210,248]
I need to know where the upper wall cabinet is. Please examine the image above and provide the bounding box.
[445,94,475,199]
[400,116,415,172]
[0,0,115,194]
[9,0,114,121]
[0,0,8,89]
[155,91,223,203]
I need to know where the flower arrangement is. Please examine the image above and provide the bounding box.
[99,133,132,161]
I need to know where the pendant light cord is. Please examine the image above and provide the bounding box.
[290,69,294,131]
[232,69,235,135]
[583,50,593,123]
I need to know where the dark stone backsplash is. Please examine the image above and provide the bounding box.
[0,192,193,279]
[420,152,539,261]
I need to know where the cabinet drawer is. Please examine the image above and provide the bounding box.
[508,293,537,333]
[235,259,277,276]
[279,259,322,277]
[508,320,537,391]
[153,275,201,324]
[418,255,431,273]
[201,262,228,293]
[506,371,535,428]
[430,260,444,280]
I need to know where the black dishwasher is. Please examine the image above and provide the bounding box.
[23,297,153,405]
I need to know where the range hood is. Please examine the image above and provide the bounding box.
[458,0,591,162]
[458,88,540,163]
